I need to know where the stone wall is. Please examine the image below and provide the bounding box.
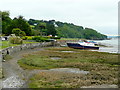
[1,42,55,60]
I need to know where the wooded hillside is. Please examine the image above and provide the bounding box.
[1,11,107,40]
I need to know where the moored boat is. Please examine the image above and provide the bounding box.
[67,40,99,49]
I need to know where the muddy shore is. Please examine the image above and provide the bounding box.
[1,46,118,88]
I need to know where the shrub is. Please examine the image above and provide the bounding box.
[27,36,33,40]
[12,28,26,36]
[32,36,49,42]
[12,28,21,36]
[21,36,27,40]
[19,31,26,36]
[9,34,23,44]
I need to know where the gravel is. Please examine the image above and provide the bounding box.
[81,84,118,88]
[2,75,25,88]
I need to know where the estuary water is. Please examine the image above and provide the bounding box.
[93,38,119,54]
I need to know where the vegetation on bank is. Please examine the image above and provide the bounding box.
[1,11,107,40]
[18,47,118,88]
[0,40,39,49]
[0,68,2,79]
[0,68,4,79]
[28,19,107,40]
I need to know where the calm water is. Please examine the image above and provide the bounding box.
[92,38,119,53]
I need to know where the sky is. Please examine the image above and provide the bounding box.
[0,0,119,36]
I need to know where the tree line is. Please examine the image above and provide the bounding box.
[1,11,107,40]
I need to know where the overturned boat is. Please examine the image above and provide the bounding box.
[67,41,99,49]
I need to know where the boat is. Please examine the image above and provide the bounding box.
[67,40,99,49]
[87,40,98,45]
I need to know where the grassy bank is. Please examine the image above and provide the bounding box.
[0,40,38,49]
[0,68,3,79]
[59,38,79,40]
[18,47,119,88]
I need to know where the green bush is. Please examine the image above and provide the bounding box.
[21,36,27,40]
[9,34,23,44]
[19,31,26,36]
[27,36,33,40]
[21,36,33,40]
[32,36,49,42]
[12,28,26,36]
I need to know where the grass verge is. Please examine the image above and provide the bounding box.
[0,68,4,79]
[0,40,39,49]
[3,55,12,60]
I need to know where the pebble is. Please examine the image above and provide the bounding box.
[2,75,25,88]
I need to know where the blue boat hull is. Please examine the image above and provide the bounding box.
[67,43,99,49]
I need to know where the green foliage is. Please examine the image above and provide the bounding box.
[0,68,3,79]
[21,36,28,40]
[31,30,41,36]
[12,28,26,36]
[18,47,119,69]
[1,11,12,35]
[1,40,38,49]
[21,36,33,40]
[1,11,32,36]
[11,16,32,36]
[19,31,26,36]
[12,28,21,36]
[2,11,107,40]
[3,54,12,60]
[27,36,33,40]
[56,23,107,39]
[82,28,107,40]
[32,36,49,42]
[9,34,23,44]
[28,19,57,36]
[35,22,47,36]
[46,23,56,36]
[28,19,107,40]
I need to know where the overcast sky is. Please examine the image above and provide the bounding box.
[0,0,119,36]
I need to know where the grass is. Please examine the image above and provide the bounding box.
[0,68,3,79]
[0,68,2,79]
[59,38,79,40]
[3,54,12,60]
[0,40,39,49]
[18,47,119,88]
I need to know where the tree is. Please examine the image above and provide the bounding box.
[1,11,12,35]
[31,30,40,36]
[12,28,21,36]
[46,23,56,36]
[12,28,26,36]
[19,31,26,36]
[28,19,107,39]
[34,22,47,36]
[11,16,32,36]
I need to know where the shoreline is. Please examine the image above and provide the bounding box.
[1,39,119,88]
[58,38,119,54]
[1,46,118,88]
